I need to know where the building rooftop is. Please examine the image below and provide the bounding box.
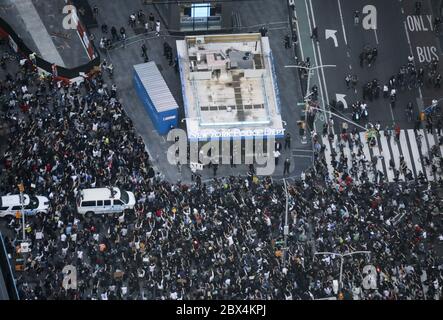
[176,33,284,140]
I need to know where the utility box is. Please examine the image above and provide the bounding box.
[133,62,179,135]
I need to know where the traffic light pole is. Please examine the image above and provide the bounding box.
[282,178,289,266]
[17,183,25,241]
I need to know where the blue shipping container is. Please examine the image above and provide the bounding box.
[133,62,179,135]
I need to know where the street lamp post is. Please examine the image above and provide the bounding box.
[282,178,289,266]
[285,64,336,142]
[314,251,371,294]
[17,183,25,241]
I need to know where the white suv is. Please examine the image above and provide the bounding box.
[76,187,136,217]
[0,194,50,218]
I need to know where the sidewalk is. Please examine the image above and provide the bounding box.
[13,0,64,66]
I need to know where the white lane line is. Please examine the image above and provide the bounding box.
[439,134,443,157]
[304,0,326,131]
[337,0,348,45]
[404,21,414,54]
[389,103,395,122]
[308,0,331,112]
[374,28,379,45]
[404,20,424,100]
[399,132,415,177]
[295,16,305,61]
[407,129,424,176]
[379,132,395,181]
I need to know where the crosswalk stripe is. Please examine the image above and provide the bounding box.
[407,129,424,177]
[321,129,441,184]
[426,132,438,180]
[358,132,373,180]
[436,133,443,158]
[418,129,434,181]
[343,139,353,172]
[389,133,403,181]
[321,136,334,178]
[370,139,384,175]
[379,132,395,182]
[398,132,415,177]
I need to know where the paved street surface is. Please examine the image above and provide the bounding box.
[89,0,309,183]
[0,0,91,67]
[0,0,442,302]
[293,0,443,132]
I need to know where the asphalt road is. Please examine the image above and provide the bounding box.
[294,0,443,134]
[91,0,310,182]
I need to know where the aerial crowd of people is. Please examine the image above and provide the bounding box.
[0,46,442,300]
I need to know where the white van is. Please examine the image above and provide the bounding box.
[76,187,136,216]
[0,194,50,218]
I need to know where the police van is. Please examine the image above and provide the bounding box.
[0,194,50,218]
[76,187,136,217]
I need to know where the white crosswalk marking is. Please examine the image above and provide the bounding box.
[389,133,403,181]
[321,136,334,178]
[320,129,442,184]
[407,129,424,177]
[371,140,384,175]
[343,139,353,171]
[379,132,395,182]
[398,132,414,176]
[418,129,434,181]
[359,132,373,181]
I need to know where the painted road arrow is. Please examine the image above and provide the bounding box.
[336,94,348,109]
[325,29,338,47]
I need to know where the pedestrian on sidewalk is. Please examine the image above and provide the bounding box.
[394,123,401,141]
[273,149,281,166]
[148,13,155,31]
[155,20,161,36]
[259,26,268,37]
[284,34,291,49]
[345,74,351,89]
[284,132,291,150]
[283,158,291,175]
[111,27,118,41]
[93,5,99,17]
[129,13,136,28]
[436,119,442,136]
[141,44,149,62]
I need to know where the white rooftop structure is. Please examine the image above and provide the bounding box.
[176,33,284,141]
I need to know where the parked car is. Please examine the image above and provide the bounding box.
[0,194,50,218]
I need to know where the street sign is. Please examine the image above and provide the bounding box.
[20,242,30,253]
[190,162,203,171]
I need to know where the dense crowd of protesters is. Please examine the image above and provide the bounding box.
[0,44,442,301]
